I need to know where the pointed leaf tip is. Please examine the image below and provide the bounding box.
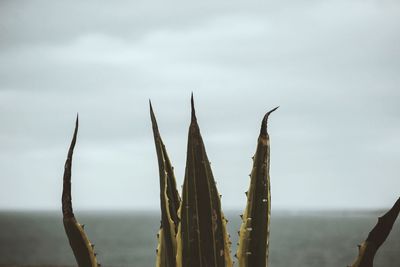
[70,117,79,160]
[149,99,154,114]
[260,106,279,135]
[74,116,79,137]
[62,117,79,218]
[149,102,160,138]
[191,93,197,121]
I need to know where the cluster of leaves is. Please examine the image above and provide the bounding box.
[61,97,399,267]
[150,97,277,267]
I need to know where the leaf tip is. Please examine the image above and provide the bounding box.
[260,106,279,135]
[191,93,197,122]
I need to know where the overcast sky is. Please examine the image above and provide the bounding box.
[0,0,399,211]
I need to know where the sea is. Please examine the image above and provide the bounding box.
[0,210,399,267]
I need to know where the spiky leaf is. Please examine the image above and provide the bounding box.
[177,96,233,267]
[237,107,278,267]
[349,197,400,267]
[62,116,100,267]
[150,102,181,267]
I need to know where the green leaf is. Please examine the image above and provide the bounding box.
[177,95,233,267]
[151,102,181,267]
[349,197,400,267]
[237,107,278,267]
[62,116,100,267]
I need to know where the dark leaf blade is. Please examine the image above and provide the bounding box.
[62,116,99,267]
[150,102,181,267]
[177,96,232,267]
[237,107,278,267]
[349,197,400,267]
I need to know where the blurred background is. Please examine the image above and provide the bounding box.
[0,0,399,266]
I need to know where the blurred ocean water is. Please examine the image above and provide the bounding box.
[0,210,399,267]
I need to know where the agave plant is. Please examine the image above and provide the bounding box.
[150,95,279,267]
[61,97,399,267]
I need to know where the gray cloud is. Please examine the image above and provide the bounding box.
[0,0,399,210]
